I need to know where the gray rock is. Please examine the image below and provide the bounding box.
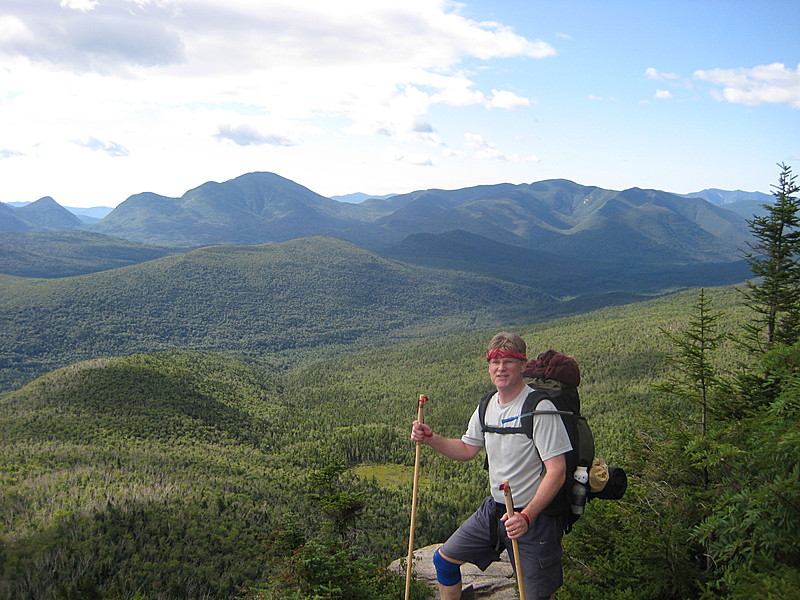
[390,544,521,599]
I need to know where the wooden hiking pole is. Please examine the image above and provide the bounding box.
[405,393,428,600]
[501,480,527,600]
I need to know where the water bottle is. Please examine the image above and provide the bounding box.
[571,465,588,515]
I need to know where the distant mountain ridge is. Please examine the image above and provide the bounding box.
[2,173,755,253]
[1,172,756,297]
[7,201,114,222]
[89,172,368,247]
[682,188,771,205]
[680,188,771,219]
[331,192,396,203]
[366,181,749,260]
[72,172,753,259]
[0,196,85,232]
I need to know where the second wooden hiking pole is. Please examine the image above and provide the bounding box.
[405,394,428,600]
[501,480,527,600]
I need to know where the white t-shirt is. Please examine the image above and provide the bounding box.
[462,385,572,506]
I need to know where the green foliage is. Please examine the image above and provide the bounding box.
[0,230,178,278]
[0,284,768,600]
[695,341,800,598]
[241,466,433,600]
[739,162,800,349]
[558,286,798,600]
[0,352,295,599]
[0,236,558,394]
[305,462,365,540]
[562,492,705,600]
[243,538,433,600]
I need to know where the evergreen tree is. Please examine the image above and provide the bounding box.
[656,288,726,490]
[740,163,800,350]
[306,461,366,541]
[648,289,730,581]
[696,340,800,600]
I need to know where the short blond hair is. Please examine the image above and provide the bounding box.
[487,332,526,355]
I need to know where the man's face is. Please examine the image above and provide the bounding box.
[488,356,524,392]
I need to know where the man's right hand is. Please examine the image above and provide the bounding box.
[411,420,433,443]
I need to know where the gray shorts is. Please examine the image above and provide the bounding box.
[440,497,564,599]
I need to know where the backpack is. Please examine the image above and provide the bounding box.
[478,350,624,534]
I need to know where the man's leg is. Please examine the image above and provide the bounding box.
[439,582,461,600]
[433,548,464,600]
[436,498,503,598]
[504,513,564,600]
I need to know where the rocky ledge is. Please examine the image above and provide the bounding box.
[390,543,521,599]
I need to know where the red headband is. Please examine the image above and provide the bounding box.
[486,349,528,362]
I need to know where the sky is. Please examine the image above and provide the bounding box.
[1,0,798,208]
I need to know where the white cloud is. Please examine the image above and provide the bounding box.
[443,147,468,158]
[464,133,539,163]
[694,62,800,109]
[486,89,531,109]
[214,125,296,147]
[76,136,130,156]
[412,119,434,134]
[645,67,679,81]
[0,148,24,159]
[645,67,694,94]
[0,0,556,205]
[465,133,504,159]
[588,94,617,102]
[654,89,673,100]
[60,0,100,12]
[0,0,549,142]
[393,149,434,166]
[1,3,185,73]
[0,15,31,43]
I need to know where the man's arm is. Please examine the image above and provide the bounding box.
[411,420,482,462]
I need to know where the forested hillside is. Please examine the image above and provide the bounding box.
[0,236,559,394]
[0,230,753,397]
[0,230,179,278]
[6,285,796,600]
[376,229,751,299]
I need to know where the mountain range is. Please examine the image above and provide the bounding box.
[678,187,771,219]
[1,196,86,231]
[84,174,754,254]
[0,172,756,299]
[2,171,756,255]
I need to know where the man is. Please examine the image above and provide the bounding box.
[411,332,571,600]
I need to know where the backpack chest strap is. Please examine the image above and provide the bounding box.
[481,424,526,435]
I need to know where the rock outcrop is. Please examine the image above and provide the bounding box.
[390,544,520,599]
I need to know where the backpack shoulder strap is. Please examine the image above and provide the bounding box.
[479,389,557,438]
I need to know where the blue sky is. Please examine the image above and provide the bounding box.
[0,0,798,208]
